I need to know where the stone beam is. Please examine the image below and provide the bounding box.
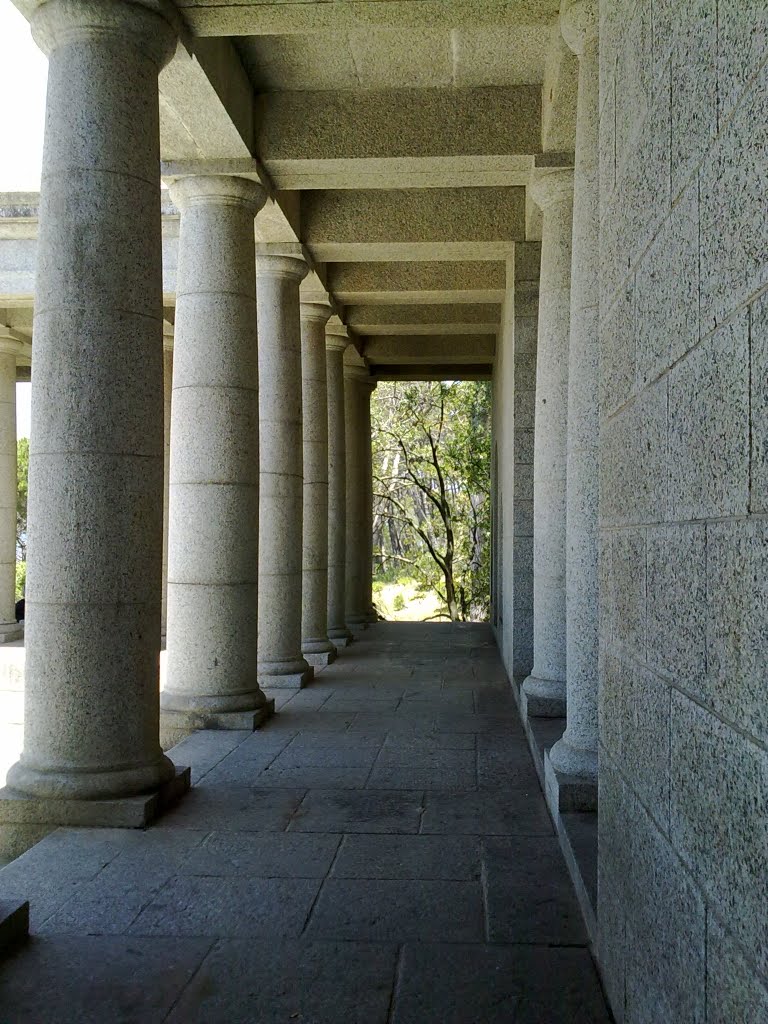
[362,335,496,365]
[159,37,256,159]
[303,187,526,262]
[373,364,492,381]
[177,0,560,36]
[257,87,540,190]
[327,261,506,305]
[346,303,500,335]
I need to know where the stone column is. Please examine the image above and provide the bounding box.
[549,0,599,792]
[325,325,353,647]
[344,359,374,630]
[161,175,272,735]
[362,381,378,623]
[0,338,22,643]
[3,0,182,814]
[300,301,336,668]
[521,165,574,718]
[257,253,313,689]
[161,339,172,639]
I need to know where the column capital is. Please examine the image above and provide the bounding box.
[168,174,267,213]
[326,319,350,353]
[256,253,309,283]
[32,0,178,68]
[0,326,28,358]
[560,0,598,56]
[529,166,574,212]
[300,301,333,326]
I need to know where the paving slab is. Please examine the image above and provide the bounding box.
[0,935,212,1023]
[331,834,480,880]
[288,790,424,834]
[482,836,588,944]
[421,790,553,836]
[391,943,612,1024]
[305,878,484,942]
[165,939,397,1024]
[128,875,322,937]
[0,622,607,1022]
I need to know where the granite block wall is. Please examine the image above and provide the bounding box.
[597,2,767,1021]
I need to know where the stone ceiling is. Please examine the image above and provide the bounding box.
[4,0,573,378]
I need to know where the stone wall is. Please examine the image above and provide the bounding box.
[597,3,767,1021]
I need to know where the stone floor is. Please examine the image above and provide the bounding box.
[0,622,611,1023]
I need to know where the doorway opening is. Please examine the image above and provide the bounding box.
[371,379,492,622]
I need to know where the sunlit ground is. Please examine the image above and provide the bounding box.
[373,579,451,622]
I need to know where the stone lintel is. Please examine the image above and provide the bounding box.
[0,899,29,954]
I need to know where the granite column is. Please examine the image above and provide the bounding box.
[300,301,336,668]
[0,340,22,643]
[3,0,181,812]
[257,254,313,688]
[162,175,272,735]
[549,0,600,792]
[325,326,353,647]
[344,360,374,631]
[521,166,574,718]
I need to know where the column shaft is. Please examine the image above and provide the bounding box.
[362,382,378,623]
[6,0,177,801]
[300,303,336,667]
[162,175,270,729]
[0,348,21,640]
[344,365,372,629]
[257,255,312,689]
[550,3,600,783]
[521,167,574,718]
[326,334,352,646]
[161,343,172,638]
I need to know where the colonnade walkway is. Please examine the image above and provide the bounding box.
[0,623,610,1022]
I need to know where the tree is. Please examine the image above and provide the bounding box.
[372,380,491,621]
[16,437,28,562]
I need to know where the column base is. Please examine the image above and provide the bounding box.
[303,649,337,669]
[346,617,369,637]
[160,700,275,749]
[258,669,313,690]
[0,621,22,644]
[521,673,566,718]
[328,626,353,649]
[544,747,598,813]
[0,766,191,862]
[0,899,28,954]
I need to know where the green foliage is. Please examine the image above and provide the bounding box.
[16,437,28,561]
[372,381,491,622]
[15,560,25,602]
[393,592,406,612]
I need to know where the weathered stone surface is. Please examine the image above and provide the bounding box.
[625,793,706,1024]
[707,917,768,1024]
[166,939,397,1024]
[482,835,586,944]
[668,312,750,521]
[306,878,483,942]
[705,518,768,745]
[392,943,610,1024]
[331,834,479,881]
[646,523,706,685]
[751,290,768,512]
[670,692,768,977]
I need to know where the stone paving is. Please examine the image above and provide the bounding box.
[0,622,611,1022]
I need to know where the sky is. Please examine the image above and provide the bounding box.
[0,2,46,437]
